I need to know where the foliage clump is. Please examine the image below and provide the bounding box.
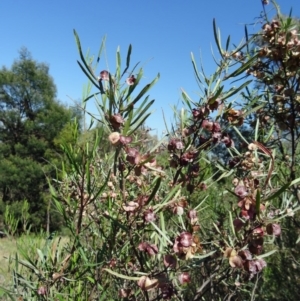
[0,48,80,230]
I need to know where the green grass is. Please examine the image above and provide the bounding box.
[0,237,17,288]
[0,234,69,295]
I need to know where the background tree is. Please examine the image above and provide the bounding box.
[0,48,80,230]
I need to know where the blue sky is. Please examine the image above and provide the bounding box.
[1,0,300,136]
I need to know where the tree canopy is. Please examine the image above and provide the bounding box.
[0,48,80,229]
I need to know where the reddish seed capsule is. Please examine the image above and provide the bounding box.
[266,223,281,236]
[178,272,191,285]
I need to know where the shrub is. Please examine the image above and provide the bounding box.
[2,1,300,300]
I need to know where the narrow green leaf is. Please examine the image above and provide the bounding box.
[93,170,111,201]
[61,144,80,175]
[213,222,221,234]
[127,113,151,136]
[263,183,290,202]
[160,212,166,248]
[87,276,95,284]
[147,177,161,204]
[290,177,300,187]
[150,222,173,245]
[121,44,132,77]
[12,253,18,278]
[86,159,91,195]
[108,74,116,115]
[191,52,203,86]
[0,288,15,300]
[132,271,149,276]
[256,249,277,259]
[263,124,274,143]
[103,268,140,280]
[104,214,128,232]
[194,195,209,210]
[77,60,99,89]
[79,247,88,263]
[225,55,258,79]
[254,118,259,142]
[180,108,185,132]
[149,137,165,154]
[271,0,281,16]
[228,211,236,237]
[53,197,64,215]
[211,78,221,94]
[208,85,224,104]
[123,107,134,135]
[181,89,193,111]
[124,73,160,112]
[193,250,216,260]
[83,92,101,103]
[213,19,223,57]
[161,109,170,136]
[232,126,249,145]
[18,259,40,275]
[244,103,265,118]
[74,30,97,80]
[214,169,234,182]
[225,188,239,198]
[130,99,154,125]
[97,35,106,63]
[129,95,150,118]
[14,272,36,289]
[37,248,45,263]
[225,35,231,51]
[116,46,121,80]
[154,185,181,212]
[245,25,249,52]
[99,291,107,301]
[223,80,252,99]
[256,189,261,218]
[146,165,165,175]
